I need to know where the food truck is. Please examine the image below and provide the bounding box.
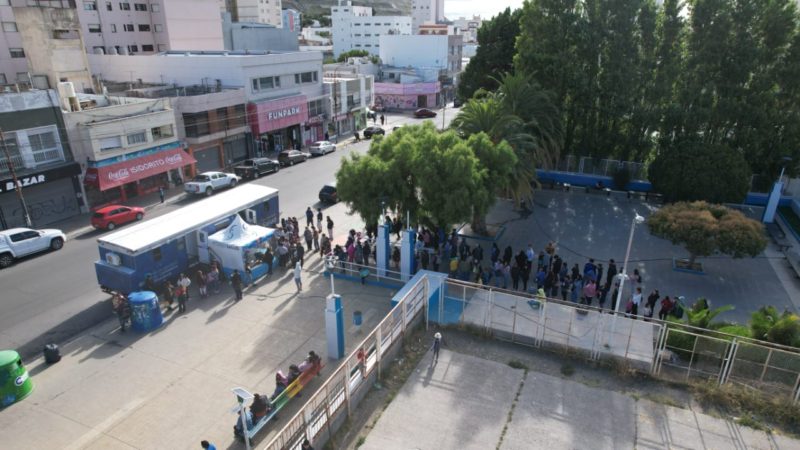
[94,184,279,294]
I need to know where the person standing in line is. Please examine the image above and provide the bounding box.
[305,206,314,228]
[178,273,191,312]
[196,269,207,298]
[209,263,221,294]
[231,269,243,301]
[293,261,303,291]
[301,438,314,450]
[158,186,165,203]
[605,259,618,289]
[316,208,323,231]
[304,226,313,252]
[327,216,334,241]
[659,296,674,320]
[431,332,442,363]
[312,226,320,252]
[630,286,643,317]
[201,441,217,450]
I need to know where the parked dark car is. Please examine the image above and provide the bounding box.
[363,126,385,139]
[319,182,338,203]
[233,157,280,179]
[453,97,464,107]
[278,150,308,166]
[414,108,437,118]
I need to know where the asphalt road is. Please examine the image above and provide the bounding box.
[0,108,457,358]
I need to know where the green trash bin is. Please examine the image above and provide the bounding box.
[0,350,33,408]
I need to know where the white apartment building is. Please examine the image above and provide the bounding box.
[379,34,463,75]
[323,70,374,138]
[231,0,282,27]
[451,16,482,43]
[411,0,444,33]
[88,50,329,152]
[331,0,411,58]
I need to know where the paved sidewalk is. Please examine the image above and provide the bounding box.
[362,350,800,450]
[0,260,395,449]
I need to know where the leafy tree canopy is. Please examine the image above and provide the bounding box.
[647,201,768,265]
[337,49,370,62]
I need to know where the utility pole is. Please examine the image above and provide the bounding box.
[0,128,32,227]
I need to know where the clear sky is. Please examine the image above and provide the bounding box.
[445,0,526,20]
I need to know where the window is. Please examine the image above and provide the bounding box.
[9,48,24,58]
[110,24,117,33]
[83,1,97,10]
[307,99,324,116]
[183,112,210,137]
[294,71,317,84]
[123,24,134,32]
[354,44,361,47]
[16,72,28,83]
[151,124,173,140]
[152,247,162,261]
[126,131,146,145]
[127,45,138,53]
[354,33,361,37]
[92,46,105,53]
[0,74,6,84]
[142,44,154,52]
[106,1,112,10]
[99,136,122,151]
[2,22,17,32]
[27,132,56,151]
[230,104,245,128]
[88,24,101,33]
[154,24,163,32]
[134,3,146,11]
[150,3,159,12]
[138,24,150,32]
[215,108,228,130]
[119,2,130,10]
[251,76,280,92]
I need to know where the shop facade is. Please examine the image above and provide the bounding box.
[0,162,82,229]
[374,82,441,110]
[83,141,196,209]
[249,94,319,153]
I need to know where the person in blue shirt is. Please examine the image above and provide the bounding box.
[201,440,217,450]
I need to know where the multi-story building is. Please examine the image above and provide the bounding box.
[331,0,411,58]
[376,34,463,109]
[282,8,299,34]
[411,0,444,33]
[62,94,190,208]
[451,16,482,43]
[88,50,329,153]
[322,65,374,139]
[0,0,224,87]
[0,89,82,228]
[229,0,282,27]
[221,12,298,52]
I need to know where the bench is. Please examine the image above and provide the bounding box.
[767,222,793,251]
[786,250,800,279]
[235,360,324,444]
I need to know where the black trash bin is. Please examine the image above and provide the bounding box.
[43,343,61,364]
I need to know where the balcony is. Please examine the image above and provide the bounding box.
[0,154,26,176]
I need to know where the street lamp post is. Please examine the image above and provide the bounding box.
[332,64,344,143]
[606,212,645,347]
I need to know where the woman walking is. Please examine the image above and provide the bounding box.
[293,261,303,291]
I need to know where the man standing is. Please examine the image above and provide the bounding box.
[606,259,617,289]
[316,208,323,230]
[305,206,314,227]
[431,332,442,363]
[327,216,334,241]
[304,226,313,252]
[177,273,191,312]
[231,269,243,301]
[158,186,165,203]
[380,114,385,126]
[630,287,643,317]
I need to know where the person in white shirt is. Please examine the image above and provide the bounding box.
[293,261,303,291]
[630,286,643,317]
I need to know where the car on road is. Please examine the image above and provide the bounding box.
[0,227,66,268]
[363,126,385,139]
[453,97,464,108]
[91,205,145,230]
[233,158,280,179]
[414,108,437,118]
[278,149,308,166]
[184,171,239,196]
[309,141,336,156]
[319,182,338,203]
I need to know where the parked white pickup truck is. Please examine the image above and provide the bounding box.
[184,171,239,196]
[0,227,66,268]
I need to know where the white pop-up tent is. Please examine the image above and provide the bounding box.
[207,214,274,279]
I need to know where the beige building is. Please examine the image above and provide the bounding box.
[224,0,282,27]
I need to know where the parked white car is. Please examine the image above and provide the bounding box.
[184,171,239,196]
[0,227,66,268]
[309,141,336,156]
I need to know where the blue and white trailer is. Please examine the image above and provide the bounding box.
[94,184,279,294]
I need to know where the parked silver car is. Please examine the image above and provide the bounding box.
[309,141,336,156]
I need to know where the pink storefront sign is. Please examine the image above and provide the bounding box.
[248,95,309,135]
[374,82,440,96]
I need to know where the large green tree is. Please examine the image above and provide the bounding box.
[336,123,516,232]
[457,8,523,101]
[647,201,767,266]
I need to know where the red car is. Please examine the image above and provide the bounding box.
[91,205,145,230]
[414,108,437,118]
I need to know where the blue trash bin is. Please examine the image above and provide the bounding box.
[353,310,363,326]
[128,291,163,332]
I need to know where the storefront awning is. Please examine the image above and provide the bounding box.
[84,147,196,191]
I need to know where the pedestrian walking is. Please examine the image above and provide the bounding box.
[380,114,385,126]
[231,269,243,301]
[201,441,217,450]
[431,332,442,363]
[112,293,130,332]
[158,186,165,203]
[327,216,334,241]
[178,273,191,312]
[294,261,303,291]
[305,206,314,228]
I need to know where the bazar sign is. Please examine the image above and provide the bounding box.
[0,174,46,193]
[267,106,301,121]
[106,153,184,182]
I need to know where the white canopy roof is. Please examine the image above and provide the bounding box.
[208,214,273,247]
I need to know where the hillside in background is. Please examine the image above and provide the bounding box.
[283,0,411,17]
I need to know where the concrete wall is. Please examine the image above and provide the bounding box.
[222,17,299,52]
[379,35,448,69]
[0,4,29,85]
[234,0,282,26]
[162,0,224,51]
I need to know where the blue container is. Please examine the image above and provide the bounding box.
[353,310,363,326]
[128,291,163,332]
